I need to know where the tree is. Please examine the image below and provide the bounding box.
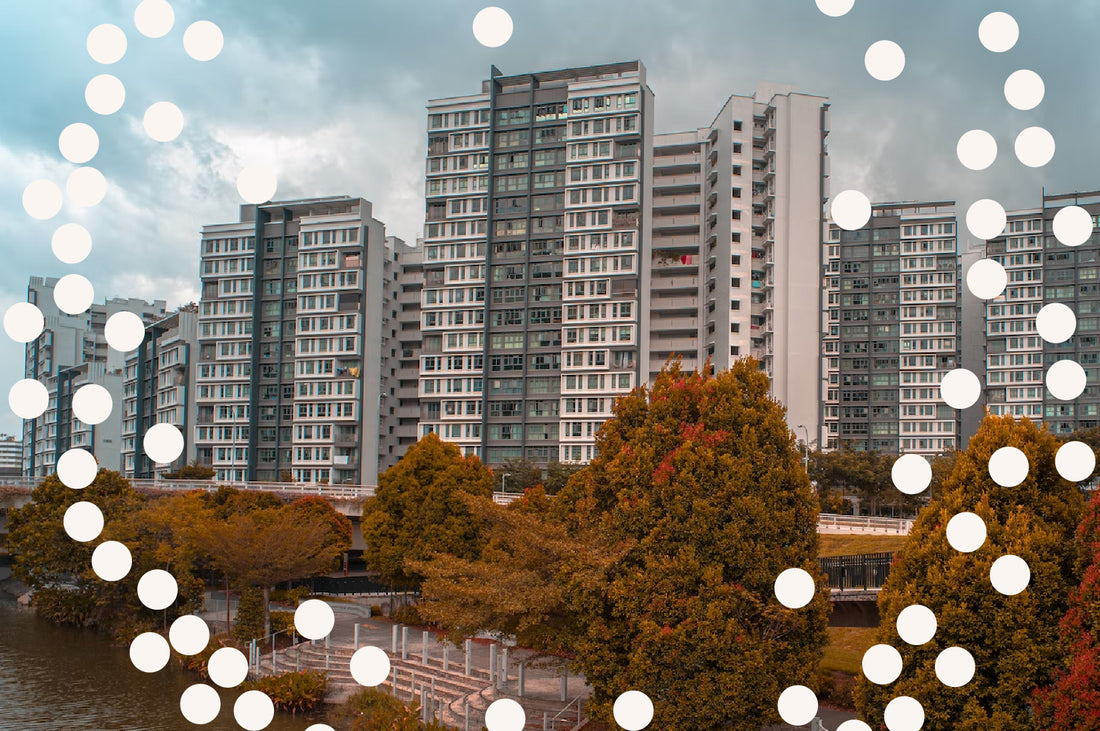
[854,414,1086,730]
[1032,490,1100,730]
[195,506,345,637]
[493,457,543,493]
[164,461,215,480]
[544,461,584,495]
[288,496,353,572]
[361,433,493,590]
[556,359,828,730]
[809,446,897,516]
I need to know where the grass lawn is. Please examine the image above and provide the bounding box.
[818,533,908,557]
[822,626,879,675]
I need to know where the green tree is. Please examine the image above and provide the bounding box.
[557,359,828,731]
[164,461,215,480]
[361,433,493,591]
[855,414,1086,730]
[493,457,543,493]
[544,461,584,495]
[1032,490,1100,730]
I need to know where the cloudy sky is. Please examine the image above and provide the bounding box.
[2,0,1099,439]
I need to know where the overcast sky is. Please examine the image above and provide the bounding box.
[2,0,1099,438]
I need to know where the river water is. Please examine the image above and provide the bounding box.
[0,598,334,731]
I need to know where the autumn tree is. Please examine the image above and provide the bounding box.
[855,414,1086,730]
[195,506,345,637]
[493,457,543,493]
[361,432,493,591]
[288,496,353,572]
[1032,489,1100,730]
[557,359,829,731]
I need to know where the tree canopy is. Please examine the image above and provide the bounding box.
[854,414,1086,730]
[361,432,493,590]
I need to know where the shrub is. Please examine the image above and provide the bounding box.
[234,586,265,641]
[370,605,383,617]
[333,687,449,731]
[270,585,311,607]
[270,610,295,635]
[242,669,328,714]
[391,603,422,626]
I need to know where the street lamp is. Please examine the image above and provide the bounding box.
[797,424,810,471]
[501,472,511,493]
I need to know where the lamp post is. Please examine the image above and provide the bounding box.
[501,472,511,494]
[797,424,810,471]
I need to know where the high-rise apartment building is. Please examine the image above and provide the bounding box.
[22,276,167,476]
[822,201,961,455]
[121,305,199,478]
[194,197,409,486]
[421,62,653,465]
[0,434,23,478]
[378,238,423,474]
[421,63,829,466]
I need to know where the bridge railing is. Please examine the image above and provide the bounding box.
[819,551,894,591]
[818,513,913,534]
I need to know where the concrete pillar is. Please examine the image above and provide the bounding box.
[465,701,470,731]
[560,673,567,702]
[500,648,509,686]
[402,626,409,660]
[354,624,360,650]
[443,645,450,672]
[422,630,429,665]
[518,662,525,697]
[464,639,472,676]
[489,645,497,686]
[392,624,399,654]
[543,712,548,731]
[421,685,428,724]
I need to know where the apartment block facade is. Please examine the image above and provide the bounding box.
[121,305,199,478]
[822,202,962,455]
[194,197,413,486]
[22,276,167,476]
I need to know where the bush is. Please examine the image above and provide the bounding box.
[270,585,311,606]
[270,610,295,635]
[242,669,328,714]
[370,605,383,617]
[333,687,449,731]
[391,603,422,626]
[234,586,265,641]
[815,669,855,710]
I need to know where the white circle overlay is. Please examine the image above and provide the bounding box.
[777,685,819,726]
[485,697,526,731]
[966,258,1007,300]
[613,690,655,731]
[1052,205,1094,247]
[57,448,98,489]
[1015,127,1055,168]
[130,631,171,673]
[988,446,1029,487]
[350,645,391,687]
[830,189,872,231]
[64,501,105,542]
[472,7,514,48]
[87,24,127,65]
[815,0,855,17]
[59,123,99,164]
[896,604,937,645]
[1004,70,1045,111]
[169,615,211,656]
[105,311,146,352]
[979,12,1018,52]
[862,643,904,685]
[237,164,278,204]
[22,180,64,220]
[54,274,95,315]
[10,379,50,419]
[1056,441,1096,482]
[939,368,981,409]
[865,40,905,81]
[184,21,224,61]
[837,723,874,731]
[85,74,126,115]
[144,423,185,464]
[1047,360,1087,401]
[966,199,1008,240]
[52,223,93,264]
[935,647,976,687]
[774,567,816,609]
[134,0,175,38]
[990,554,1031,596]
[956,129,997,171]
[72,383,113,425]
[137,569,179,610]
[946,512,987,553]
[67,167,108,207]
[91,540,132,582]
[144,102,184,142]
[234,689,275,731]
[179,684,220,725]
[294,599,336,640]
[884,696,925,731]
[4,302,44,343]
[1036,303,1077,343]
[208,647,249,688]
[891,453,932,495]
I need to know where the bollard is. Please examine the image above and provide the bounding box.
[464,639,472,676]
[392,624,399,654]
[543,712,548,731]
[500,648,508,687]
[465,700,470,731]
[354,624,360,651]
[411,671,416,701]
[296,653,300,672]
[402,626,409,660]
[518,662,525,697]
[421,685,428,724]
[560,673,567,702]
[392,667,397,695]
[325,634,330,651]
[489,645,497,686]
[443,644,449,672]
[422,630,429,665]
[272,645,277,675]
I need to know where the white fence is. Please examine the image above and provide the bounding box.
[818,513,913,534]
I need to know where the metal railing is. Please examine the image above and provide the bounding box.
[819,551,894,591]
[818,513,913,534]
